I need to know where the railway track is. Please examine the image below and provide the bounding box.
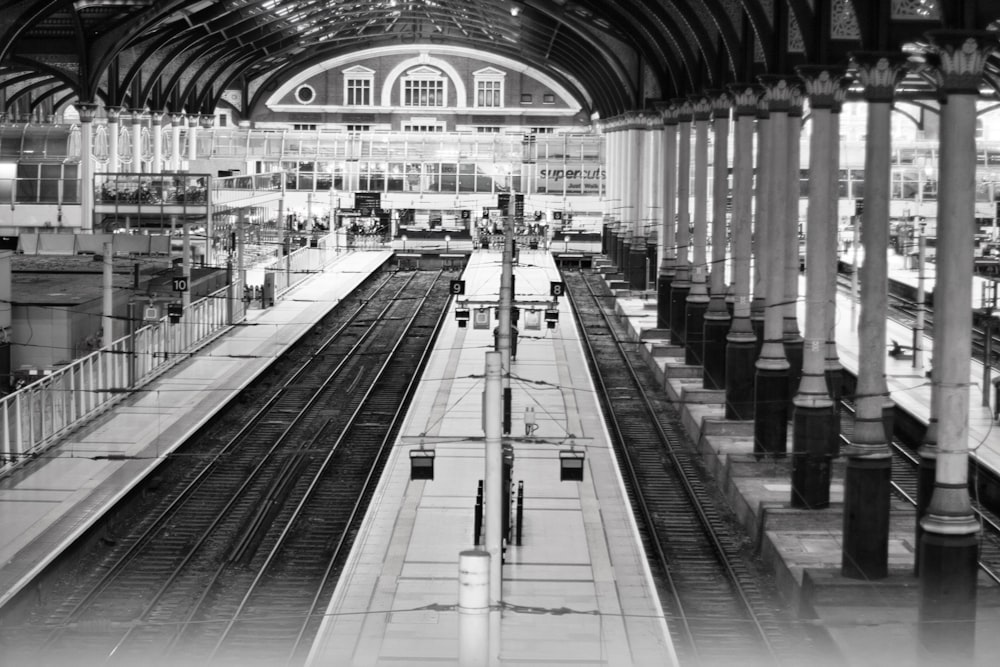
[563,269,831,666]
[0,268,451,667]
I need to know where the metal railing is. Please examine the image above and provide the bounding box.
[0,279,245,478]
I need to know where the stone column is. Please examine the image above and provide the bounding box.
[629,115,643,236]
[670,100,693,347]
[187,114,199,164]
[783,88,804,403]
[644,114,662,287]
[130,110,143,172]
[170,112,184,171]
[151,111,164,173]
[918,31,997,660]
[754,76,795,457]
[725,85,760,420]
[685,95,712,366]
[77,103,97,233]
[841,53,909,580]
[750,96,770,358]
[107,106,121,173]
[704,91,731,389]
[825,103,845,403]
[657,103,679,331]
[792,67,850,509]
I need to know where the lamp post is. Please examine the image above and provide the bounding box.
[445,234,451,253]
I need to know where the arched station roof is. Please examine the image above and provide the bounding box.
[0,0,998,120]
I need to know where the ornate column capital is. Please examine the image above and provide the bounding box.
[199,113,215,129]
[924,30,1000,96]
[673,99,693,123]
[106,106,124,123]
[76,102,98,123]
[707,90,731,119]
[187,114,199,128]
[688,94,713,122]
[149,110,165,125]
[656,101,679,126]
[727,83,762,117]
[849,52,909,102]
[170,111,185,126]
[129,109,145,126]
[757,75,802,113]
[795,65,851,110]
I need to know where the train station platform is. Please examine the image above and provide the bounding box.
[608,257,1000,665]
[0,250,393,611]
[306,250,675,666]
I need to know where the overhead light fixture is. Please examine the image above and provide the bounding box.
[510,3,522,17]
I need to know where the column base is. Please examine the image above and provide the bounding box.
[918,530,978,662]
[914,445,936,576]
[754,365,789,457]
[703,312,730,390]
[670,282,691,346]
[784,336,803,409]
[657,274,674,330]
[684,297,709,366]
[725,334,756,420]
[628,246,647,289]
[841,454,891,579]
[790,404,837,508]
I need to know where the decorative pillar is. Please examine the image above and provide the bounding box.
[670,100,693,347]
[783,88,804,403]
[77,103,97,233]
[626,114,641,236]
[657,103,679,331]
[151,111,164,173]
[130,110,144,172]
[750,96,770,358]
[725,85,760,420]
[825,102,845,403]
[753,77,795,457]
[704,91,731,389]
[644,114,662,287]
[842,53,909,580]
[107,106,122,173]
[170,112,184,171]
[187,114,199,164]
[918,31,997,660]
[685,95,712,366]
[792,67,850,509]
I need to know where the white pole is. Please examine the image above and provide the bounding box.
[483,351,503,606]
[458,550,490,667]
[102,242,114,348]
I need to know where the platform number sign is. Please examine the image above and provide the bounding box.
[449,279,466,295]
[550,281,566,297]
[172,277,189,292]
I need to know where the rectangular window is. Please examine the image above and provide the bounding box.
[520,93,532,104]
[293,124,318,131]
[347,79,371,106]
[543,93,555,104]
[405,80,444,107]
[402,123,445,132]
[346,125,370,133]
[477,126,501,133]
[477,80,502,108]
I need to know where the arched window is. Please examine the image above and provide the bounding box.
[401,66,447,108]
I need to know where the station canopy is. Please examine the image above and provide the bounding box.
[0,1,999,121]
